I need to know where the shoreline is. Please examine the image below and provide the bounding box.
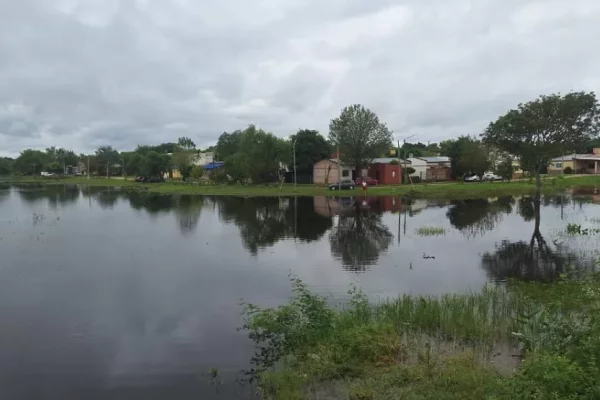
[3,175,600,200]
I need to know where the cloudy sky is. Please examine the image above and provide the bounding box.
[1,0,599,157]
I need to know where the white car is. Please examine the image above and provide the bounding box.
[464,174,480,182]
[40,171,55,177]
[482,173,502,181]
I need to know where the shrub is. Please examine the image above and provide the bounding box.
[405,167,416,175]
[563,166,573,174]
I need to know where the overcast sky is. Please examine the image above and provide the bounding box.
[1,0,599,157]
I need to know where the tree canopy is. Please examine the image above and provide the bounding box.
[482,91,600,190]
[440,136,490,178]
[216,130,242,161]
[224,125,290,183]
[329,104,393,174]
[290,129,331,172]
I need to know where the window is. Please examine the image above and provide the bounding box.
[342,170,349,177]
[553,162,562,168]
[589,163,595,169]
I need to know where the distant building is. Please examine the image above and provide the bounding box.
[549,148,600,174]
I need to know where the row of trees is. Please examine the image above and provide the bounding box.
[4,92,600,189]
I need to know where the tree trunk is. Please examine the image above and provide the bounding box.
[534,170,541,200]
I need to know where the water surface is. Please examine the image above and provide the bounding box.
[1,184,599,399]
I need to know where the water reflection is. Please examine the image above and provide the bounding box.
[481,195,593,281]
[447,197,514,237]
[8,184,600,280]
[329,199,393,272]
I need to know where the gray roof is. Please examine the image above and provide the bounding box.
[371,157,409,164]
[551,154,577,162]
[418,156,451,163]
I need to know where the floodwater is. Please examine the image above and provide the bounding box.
[1,184,599,399]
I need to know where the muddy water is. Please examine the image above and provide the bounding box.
[0,184,599,399]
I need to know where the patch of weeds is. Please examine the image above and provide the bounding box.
[566,223,600,236]
[241,274,600,399]
[415,226,446,236]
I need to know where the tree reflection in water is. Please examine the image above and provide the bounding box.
[218,196,332,254]
[329,199,393,272]
[447,197,514,237]
[481,194,588,282]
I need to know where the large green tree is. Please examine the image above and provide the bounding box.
[216,130,242,161]
[14,149,48,175]
[482,92,600,194]
[290,129,331,173]
[0,157,14,175]
[172,136,198,181]
[95,146,120,178]
[440,136,490,178]
[328,104,393,175]
[224,125,290,183]
[139,151,170,177]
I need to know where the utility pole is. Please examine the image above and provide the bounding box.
[122,154,126,180]
[293,139,297,189]
[87,156,90,180]
[397,140,401,185]
[337,140,341,191]
[401,134,419,186]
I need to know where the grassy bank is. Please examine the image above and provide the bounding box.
[241,276,600,399]
[4,175,600,199]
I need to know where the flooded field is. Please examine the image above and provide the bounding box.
[1,184,599,399]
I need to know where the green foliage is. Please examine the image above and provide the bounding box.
[177,136,196,151]
[190,165,204,180]
[564,166,573,174]
[0,157,13,175]
[483,92,600,184]
[329,104,393,174]
[223,125,290,183]
[405,166,415,174]
[440,136,490,178]
[415,226,446,236]
[216,130,242,160]
[565,223,600,236]
[241,274,600,399]
[496,157,515,181]
[290,129,331,172]
[139,151,170,177]
[95,146,119,176]
[14,149,48,175]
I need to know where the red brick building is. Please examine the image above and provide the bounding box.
[368,161,402,185]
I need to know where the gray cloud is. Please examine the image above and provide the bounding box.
[1,0,599,156]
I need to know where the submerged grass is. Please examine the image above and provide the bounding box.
[241,275,600,399]
[5,175,600,200]
[415,226,446,236]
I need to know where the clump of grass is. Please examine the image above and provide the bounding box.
[566,223,600,236]
[415,226,446,236]
[240,274,600,399]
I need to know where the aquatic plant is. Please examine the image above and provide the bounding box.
[415,226,446,236]
[241,274,600,399]
[566,223,600,236]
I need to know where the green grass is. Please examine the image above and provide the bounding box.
[4,175,600,200]
[241,275,600,399]
[415,226,446,236]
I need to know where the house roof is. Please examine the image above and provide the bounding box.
[371,157,409,164]
[551,154,577,162]
[551,154,600,162]
[574,154,600,161]
[417,156,450,163]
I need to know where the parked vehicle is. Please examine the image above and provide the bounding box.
[40,171,55,177]
[354,176,379,186]
[463,174,480,182]
[135,176,165,183]
[482,172,502,181]
[329,179,355,190]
